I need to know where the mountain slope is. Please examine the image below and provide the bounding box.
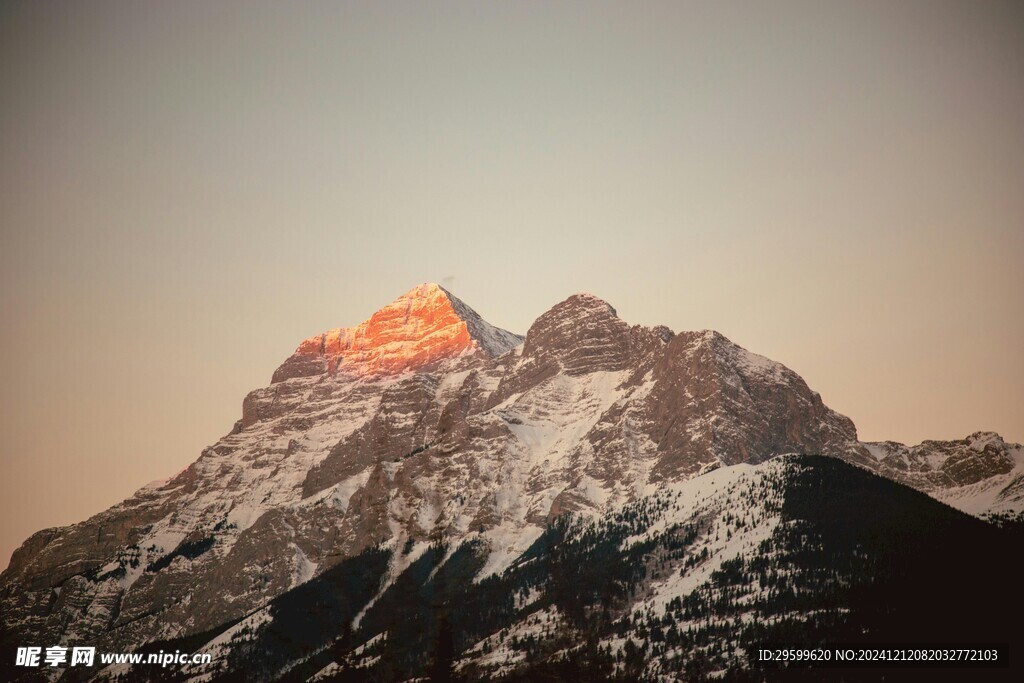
[82,456,1020,682]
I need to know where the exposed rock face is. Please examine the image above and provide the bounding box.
[271,283,522,382]
[0,285,1018,669]
[643,329,860,475]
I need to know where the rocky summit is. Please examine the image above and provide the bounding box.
[271,283,523,382]
[1,285,1021,682]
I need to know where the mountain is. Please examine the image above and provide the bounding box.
[1,284,1019,681]
[859,431,1024,519]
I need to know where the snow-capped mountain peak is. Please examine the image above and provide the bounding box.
[2,286,1020,682]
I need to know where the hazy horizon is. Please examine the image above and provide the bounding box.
[2,0,1022,570]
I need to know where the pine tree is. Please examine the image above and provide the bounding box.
[428,611,456,683]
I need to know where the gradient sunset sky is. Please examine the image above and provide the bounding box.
[2,1,1022,569]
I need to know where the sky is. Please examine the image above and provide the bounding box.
[1,0,1022,570]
